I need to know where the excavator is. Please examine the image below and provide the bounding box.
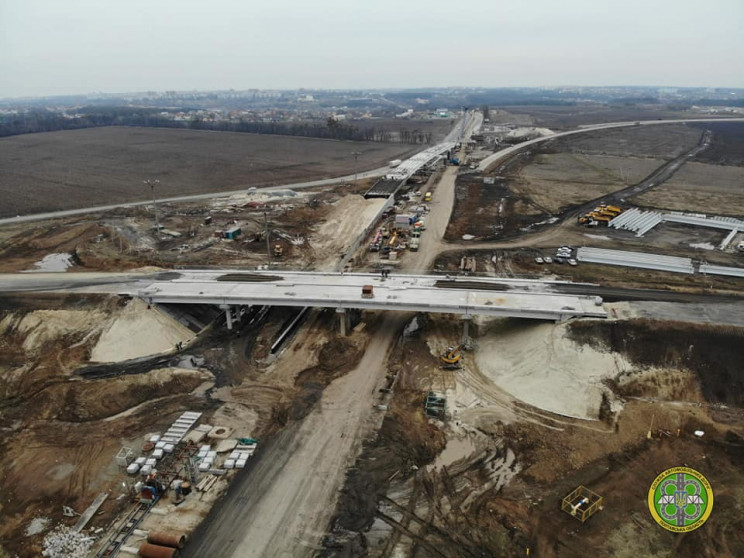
[439,345,463,370]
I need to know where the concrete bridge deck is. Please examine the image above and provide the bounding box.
[0,270,606,322]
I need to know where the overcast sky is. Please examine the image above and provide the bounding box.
[1,0,743,98]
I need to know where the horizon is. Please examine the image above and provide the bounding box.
[2,84,744,104]
[2,0,743,98]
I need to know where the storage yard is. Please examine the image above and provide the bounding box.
[0,111,743,558]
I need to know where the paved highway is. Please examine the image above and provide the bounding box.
[0,270,607,321]
[477,117,744,172]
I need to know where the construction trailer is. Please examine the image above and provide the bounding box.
[223,226,242,240]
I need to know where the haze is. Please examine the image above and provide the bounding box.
[1,0,743,98]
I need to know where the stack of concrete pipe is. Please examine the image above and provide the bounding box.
[138,532,187,558]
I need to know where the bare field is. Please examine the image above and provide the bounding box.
[493,105,705,130]
[690,121,744,166]
[514,153,663,213]
[635,161,744,216]
[547,123,702,159]
[0,127,418,217]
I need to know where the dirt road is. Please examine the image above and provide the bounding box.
[405,167,457,272]
[182,314,403,558]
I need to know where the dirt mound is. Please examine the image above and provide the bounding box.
[474,321,631,419]
[568,320,744,405]
[54,367,211,422]
[90,298,193,362]
[292,337,364,420]
[309,195,385,269]
[0,307,107,355]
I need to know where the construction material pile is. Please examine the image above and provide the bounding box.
[42,525,94,558]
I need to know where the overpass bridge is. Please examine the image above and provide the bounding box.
[0,270,606,335]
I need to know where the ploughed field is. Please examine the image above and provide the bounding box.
[0,126,418,217]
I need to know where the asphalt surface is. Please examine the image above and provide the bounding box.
[477,117,744,173]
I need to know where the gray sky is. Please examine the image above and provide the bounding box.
[1,0,743,98]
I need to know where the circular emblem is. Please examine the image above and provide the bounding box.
[648,466,713,532]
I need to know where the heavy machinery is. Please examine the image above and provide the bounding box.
[273,244,284,257]
[439,345,463,370]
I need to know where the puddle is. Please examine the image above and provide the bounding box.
[25,253,74,272]
[428,435,477,471]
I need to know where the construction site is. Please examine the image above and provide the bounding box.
[1,108,743,558]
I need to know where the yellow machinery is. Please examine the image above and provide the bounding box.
[273,244,284,257]
[439,345,463,369]
[389,232,398,248]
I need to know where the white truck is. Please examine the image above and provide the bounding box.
[389,159,402,168]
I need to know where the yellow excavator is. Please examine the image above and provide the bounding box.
[439,345,463,370]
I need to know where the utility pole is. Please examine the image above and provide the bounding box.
[264,210,271,267]
[144,179,161,236]
[351,151,362,187]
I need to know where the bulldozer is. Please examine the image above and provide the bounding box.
[439,345,463,370]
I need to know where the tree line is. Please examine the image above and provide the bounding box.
[0,107,434,144]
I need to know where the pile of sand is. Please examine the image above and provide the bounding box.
[474,322,631,419]
[90,298,192,363]
[310,195,385,269]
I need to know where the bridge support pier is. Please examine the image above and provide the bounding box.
[461,315,472,345]
[220,304,233,330]
[336,308,350,336]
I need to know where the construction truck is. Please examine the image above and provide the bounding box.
[439,345,463,370]
[273,244,284,257]
[592,214,612,225]
[596,209,618,219]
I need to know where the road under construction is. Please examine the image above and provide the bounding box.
[0,270,607,335]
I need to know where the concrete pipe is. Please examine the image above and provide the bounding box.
[147,532,187,549]
[138,543,179,558]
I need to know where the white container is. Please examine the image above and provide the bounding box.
[155,441,166,449]
[164,444,175,453]
[198,462,211,472]
[145,458,157,467]
[207,451,217,459]
[200,445,211,452]
[141,465,152,475]
[135,457,147,465]
[153,449,164,459]
[224,460,235,469]
[229,451,240,460]
[149,435,160,443]
[236,459,247,469]
[127,463,140,475]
